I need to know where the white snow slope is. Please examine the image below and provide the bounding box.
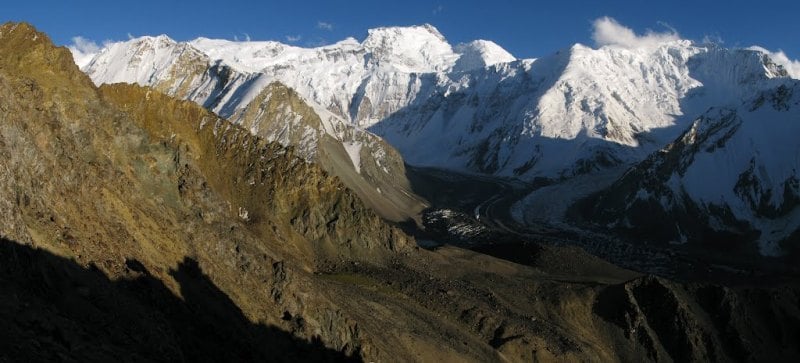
[586,81,800,256]
[79,23,799,254]
[83,24,793,181]
[82,31,431,221]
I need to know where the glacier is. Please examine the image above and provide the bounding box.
[78,22,800,255]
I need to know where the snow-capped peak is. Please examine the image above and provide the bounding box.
[364,23,448,45]
[189,37,300,73]
[82,21,794,180]
[746,46,800,79]
[129,34,178,49]
[77,19,800,257]
[82,34,198,87]
[362,24,458,73]
[453,40,516,72]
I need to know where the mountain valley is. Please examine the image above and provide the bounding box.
[80,22,800,260]
[0,19,799,362]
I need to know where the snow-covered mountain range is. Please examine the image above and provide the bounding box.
[583,81,800,257]
[80,31,434,222]
[75,22,800,256]
[80,24,793,178]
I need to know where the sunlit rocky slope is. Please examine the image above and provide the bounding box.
[2,22,799,362]
[81,24,800,256]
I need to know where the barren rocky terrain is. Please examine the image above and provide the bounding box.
[1,22,799,362]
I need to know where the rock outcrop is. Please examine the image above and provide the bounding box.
[2,22,799,362]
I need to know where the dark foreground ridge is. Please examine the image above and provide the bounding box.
[0,237,360,362]
[2,21,800,362]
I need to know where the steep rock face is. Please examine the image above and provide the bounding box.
[84,34,426,222]
[82,27,800,256]
[225,82,425,222]
[582,81,800,256]
[374,42,789,178]
[0,239,362,362]
[6,22,800,362]
[99,83,414,263]
[0,22,412,360]
[593,275,800,362]
[80,25,519,166]
[84,29,791,181]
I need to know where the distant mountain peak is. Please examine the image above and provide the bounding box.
[453,40,516,72]
[1,21,94,94]
[83,25,791,181]
[121,34,177,50]
[362,24,456,73]
[364,23,447,42]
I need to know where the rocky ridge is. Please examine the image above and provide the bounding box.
[3,22,800,362]
[80,26,800,256]
[84,33,427,222]
[84,26,791,180]
[0,21,411,360]
[581,80,800,257]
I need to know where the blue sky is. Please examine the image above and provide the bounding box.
[5,0,800,60]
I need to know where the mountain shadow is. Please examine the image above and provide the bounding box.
[0,237,361,363]
[577,49,800,263]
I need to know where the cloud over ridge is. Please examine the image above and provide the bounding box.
[68,36,101,69]
[592,16,680,49]
[748,46,800,79]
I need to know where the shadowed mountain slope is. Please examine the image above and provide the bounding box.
[2,22,800,362]
[0,238,359,362]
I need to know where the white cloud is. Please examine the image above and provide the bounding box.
[232,33,252,42]
[285,35,302,43]
[317,21,333,31]
[591,16,680,49]
[67,36,101,69]
[432,5,444,15]
[701,34,724,45]
[656,21,677,35]
[747,46,800,79]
